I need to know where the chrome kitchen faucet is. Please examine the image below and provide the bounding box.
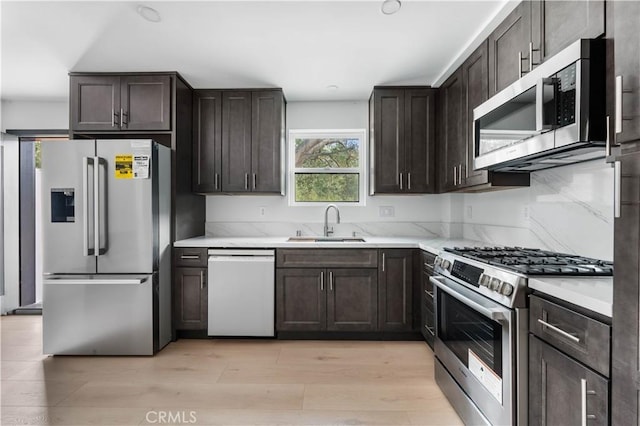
[323,204,340,237]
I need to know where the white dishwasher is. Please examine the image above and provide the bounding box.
[207,249,275,336]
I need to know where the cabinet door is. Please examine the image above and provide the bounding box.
[252,90,284,193]
[532,0,604,63]
[488,1,532,96]
[174,267,207,330]
[192,90,222,193]
[612,148,640,424]
[327,268,377,332]
[378,249,413,332]
[462,41,490,188]
[404,89,435,193]
[70,75,121,132]
[276,268,326,331]
[371,89,405,193]
[613,1,640,144]
[120,75,171,131]
[438,69,465,192]
[529,335,609,426]
[222,91,253,192]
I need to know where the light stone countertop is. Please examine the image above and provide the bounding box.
[528,276,613,318]
[175,235,613,316]
[173,235,486,255]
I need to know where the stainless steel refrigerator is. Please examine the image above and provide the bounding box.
[41,139,171,355]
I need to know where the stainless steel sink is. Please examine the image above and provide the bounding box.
[287,236,366,243]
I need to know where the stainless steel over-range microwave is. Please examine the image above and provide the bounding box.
[473,38,607,173]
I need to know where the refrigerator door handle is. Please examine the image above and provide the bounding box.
[96,157,108,255]
[82,157,95,256]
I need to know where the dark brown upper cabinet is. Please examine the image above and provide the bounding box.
[531,0,605,63]
[437,44,530,193]
[488,1,533,96]
[369,87,436,194]
[437,69,465,193]
[221,91,253,192]
[195,89,284,194]
[610,1,640,144]
[70,74,171,132]
[192,90,222,193]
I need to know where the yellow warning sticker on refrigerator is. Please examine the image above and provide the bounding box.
[115,154,133,179]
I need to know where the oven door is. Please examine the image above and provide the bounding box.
[431,275,516,426]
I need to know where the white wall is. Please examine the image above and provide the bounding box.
[205,101,446,237]
[1,99,68,132]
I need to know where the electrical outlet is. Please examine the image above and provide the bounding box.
[259,206,266,217]
[379,206,395,217]
[466,205,473,220]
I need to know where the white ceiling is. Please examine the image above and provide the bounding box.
[1,0,514,102]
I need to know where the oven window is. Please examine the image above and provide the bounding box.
[437,290,503,378]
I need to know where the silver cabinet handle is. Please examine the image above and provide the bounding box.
[614,161,621,219]
[458,164,463,184]
[120,108,127,126]
[529,42,540,72]
[424,325,435,336]
[606,115,612,156]
[616,75,623,134]
[180,254,200,260]
[424,289,434,298]
[581,378,587,426]
[537,318,580,343]
[252,173,257,190]
[453,166,457,186]
[329,271,333,291]
[320,271,324,291]
[214,173,219,190]
[244,173,249,190]
[407,172,411,190]
[518,51,524,77]
[382,253,386,272]
[112,110,117,127]
[399,173,403,190]
[200,270,205,289]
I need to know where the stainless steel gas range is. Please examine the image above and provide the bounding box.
[432,247,613,426]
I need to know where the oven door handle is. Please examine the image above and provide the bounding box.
[430,276,511,322]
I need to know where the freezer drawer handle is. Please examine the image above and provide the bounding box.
[45,277,148,285]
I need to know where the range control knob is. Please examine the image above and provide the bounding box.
[489,277,502,291]
[434,257,442,268]
[500,283,514,296]
[442,260,452,271]
[479,274,490,287]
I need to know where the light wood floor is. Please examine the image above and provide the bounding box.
[1,315,463,425]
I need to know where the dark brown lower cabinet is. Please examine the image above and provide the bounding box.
[173,267,207,330]
[378,249,413,332]
[276,268,377,332]
[327,269,377,332]
[529,335,609,426]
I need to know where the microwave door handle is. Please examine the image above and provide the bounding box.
[430,276,510,322]
[536,78,557,133]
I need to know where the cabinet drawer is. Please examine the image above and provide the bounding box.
[277,249,378,268]
[530,295,610,377]
[174,248,208,267]
[421,251,436,274]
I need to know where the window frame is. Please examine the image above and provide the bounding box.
[288,129,367,206]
